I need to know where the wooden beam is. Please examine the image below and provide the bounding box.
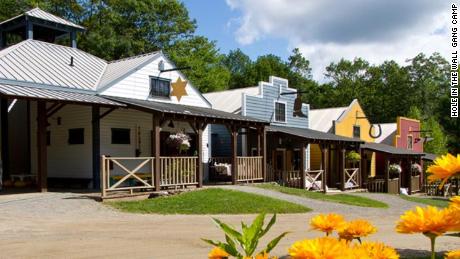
[231,126,238,185]
[92,106,100,189]
[340,147,346,191]
[46,103,65,118]
[45,102,59,113]
[196,125,203,188]
[153,115,161,191]
[384,157,390,193]
[300,143,307,189]
[37,101,47,192]
[1,98,8,182]
[99,107,116,120]
[261,127,267,181]
[320,144,328,193]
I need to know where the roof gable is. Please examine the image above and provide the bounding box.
[0,40,106,91]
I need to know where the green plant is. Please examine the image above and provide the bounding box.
[202,213,288,258]
[346,151,361,162]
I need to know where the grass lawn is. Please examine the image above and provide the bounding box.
[399,195,451,208]
[108,188,311,214]
[255,183,388,208]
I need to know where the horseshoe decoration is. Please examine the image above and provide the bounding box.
[369,124,382,139]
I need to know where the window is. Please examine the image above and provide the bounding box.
[111,128,131,144]
[407,135,413,150]
[150,77,170,98]
[68,128,84,144]
[274,102,286,122]
[353,125,361,138]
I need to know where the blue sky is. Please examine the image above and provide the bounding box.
[183,0,449,81]
[183,0,291,60]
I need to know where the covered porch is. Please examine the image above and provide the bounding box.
[99,97,268,198]
[361,142,424,195]
[262,125,363,193]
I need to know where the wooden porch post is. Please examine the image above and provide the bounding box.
[1,98,9,182]
[260,127,267,181]
[384,156,390,193]
[407,157,412,195]
[91,106,100,189]
[231,126,238,185]
[153,115,161,191]
[196,124,203,188]
[340,147,346,191]
[300,142,306,189]
[37,101,47,192]
[359,148,365,187]
[320,144,328,193]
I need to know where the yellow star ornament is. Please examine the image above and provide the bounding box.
[171,77,188,102]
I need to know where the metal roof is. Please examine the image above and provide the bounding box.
[375,123,397,144]
[361,142,424,156]
[0,8,85,30]
[422,153,438,161]
[0,83,123,106]
[203,87,260,113]
[267,125,363,143]
[97,52,160,89]
[0,40,106,90]
[105,96,268,124]
[309,107,347,132]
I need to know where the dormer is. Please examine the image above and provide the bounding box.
[0,8,85,49]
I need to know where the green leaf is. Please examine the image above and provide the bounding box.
[260,213,276,237]
[444,232,460,238]
[263,232,289,253]
[245,213,266,255]
[212,218,244,244]
[224,235,240,257]
[201,238,221,247]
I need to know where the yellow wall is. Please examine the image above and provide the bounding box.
[310,144,322,170]
[334,100,376,176]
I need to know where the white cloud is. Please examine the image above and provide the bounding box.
[225,0,451,80]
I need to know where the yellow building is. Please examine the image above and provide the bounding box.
[309,99,376,187]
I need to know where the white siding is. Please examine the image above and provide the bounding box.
[30,103,93,178]
[100,56,210,108]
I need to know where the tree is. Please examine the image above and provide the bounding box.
[167,36,230,93]
[222,49,253,89]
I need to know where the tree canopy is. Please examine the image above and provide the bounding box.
[0,0,456,153]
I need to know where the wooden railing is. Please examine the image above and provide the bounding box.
[411,175,421,193]
[344,168,359,189]
[160,157,198,187]
[305,170,324,191]
[388,178,400,194]
[101,156,155,197]
[367,178,385,193]
[237,156,263,182]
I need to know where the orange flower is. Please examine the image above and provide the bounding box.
[445,249,460,259]
[396,206,459,236]
[426,153,460,188]
[352,241,400,259]
[338,219,377,241]
[288,237,350,259]
[449,196,460,210]
[310,213,346,235]
[208,247,229,259]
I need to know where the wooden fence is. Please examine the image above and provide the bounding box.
[101,156,155,197]
[237,156,263,182]
[411,175,421,193]
[159,157,198,187]
[101,156,198,198]
[367,177,400,194]
[344,168,359,189]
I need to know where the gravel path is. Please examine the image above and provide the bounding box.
[0,189,458,258]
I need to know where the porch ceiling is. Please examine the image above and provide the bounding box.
[0,83,124,106]
[104,96,268,125]
[361,142,424,156]
[267,125,363,144]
